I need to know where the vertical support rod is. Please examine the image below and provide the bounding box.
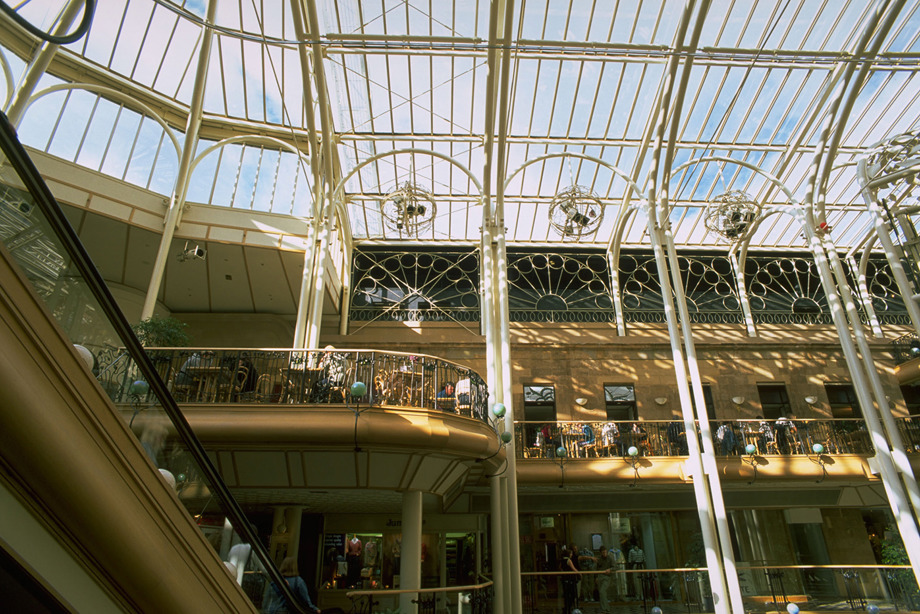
[140,0,217,320]
[399,490,423,614]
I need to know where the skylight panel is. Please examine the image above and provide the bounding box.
[556,0,594,42]
[754,70,808,144]
[108,2,152,79]
[845,71,916,148]
[548,62,582,136]
[883,2,920,52]
[566,62,603,138]
[585,63,624,139]
[530,60,561,137]
[625,64,664,140]
[510,59,540,136]
[608,0,640,44]
[735,2,778,49]
[679,65,719,143]
[387,56,413,133]
[75,97,120,172]
[99,109,142,181]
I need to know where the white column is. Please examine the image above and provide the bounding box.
[399,490,423,614]
[140,0,218,320]
[647,213,731,614]
[489,475,505,614]
[5,0,84,125]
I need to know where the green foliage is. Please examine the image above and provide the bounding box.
[132,316,191,347]
[880,526,909,565]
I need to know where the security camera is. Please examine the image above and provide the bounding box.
[178,241,206,262]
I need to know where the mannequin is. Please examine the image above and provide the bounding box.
[346,534,363,588]
[364,538,378,567]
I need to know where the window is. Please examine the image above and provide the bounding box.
[693,384,717,418]
[523,385,556,422]
[757,383,791,420]
[825,384,862,419]
[605,384,636,420]
[902,385,920,416]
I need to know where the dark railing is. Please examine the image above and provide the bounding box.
[0,111,309,613]
[521,565,916,614]
[514,418,878,460]
[98,347,491,423]
[347,580,493,614]
[892,331,920,365]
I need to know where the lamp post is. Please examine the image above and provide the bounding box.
[742,443,760,485]
[625,446,641,487]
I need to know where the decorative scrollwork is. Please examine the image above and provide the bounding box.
[350,250,479,322]
[548,186,605,240]
[507,252,613,321]
[746,256,829,323]
[619,254,741,317]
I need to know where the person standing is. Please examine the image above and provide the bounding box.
[560,546,580,614]
[266,556,320,614]
[627,542,646,600]
[595,546,616,613]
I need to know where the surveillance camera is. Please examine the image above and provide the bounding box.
[178,242,206,262]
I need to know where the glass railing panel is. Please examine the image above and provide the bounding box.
[737,565,918,612]
[521,567,713,614]
[0,112,308,613]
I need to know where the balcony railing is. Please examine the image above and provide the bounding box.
[515,418,881,459]
[98,347,490,423]
[521,564,917,614]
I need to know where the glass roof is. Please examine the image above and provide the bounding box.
[4,0,920,250]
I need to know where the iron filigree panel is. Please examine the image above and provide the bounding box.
[350,249,480,322]
[745,256,831,324]
[506,252,614,322]
[619,254,743,324]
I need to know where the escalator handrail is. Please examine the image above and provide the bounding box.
[0,111,309,614]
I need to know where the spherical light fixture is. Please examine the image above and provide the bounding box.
[627,446,639,457]
[556,446,567,458]
[492,403,507,418]
[128,380,150,397]
[548,185,605,240]
[73,344,94,370]
[867,605,879,614]
[501,431,513,444]
[651,608,663,614]
[786,604,800,614]
[159,468,177,490]
[350,381,367,398]
[812,443,825,455]
[745,444,757,455]
[704,190,760,242]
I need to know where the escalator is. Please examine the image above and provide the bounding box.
[0,110,311,613]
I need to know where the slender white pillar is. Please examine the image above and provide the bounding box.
[5,0,84,125]
[489,475,505,614]
[399,490,423,614]
[140,0,217,320]
[647,213,731,614]
[493,229,523,614]
[661,228,745,614]
[801,217,920,582]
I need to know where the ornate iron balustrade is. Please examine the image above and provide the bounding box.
[514,418,875,460]
[99,347,490,423]
[347,580,493,614]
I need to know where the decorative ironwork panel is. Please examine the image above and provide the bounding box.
[858,258,911,325]
[619,254,743,324]
[745,256,833,324]
[350,249,480,322]
[507,252,614,322]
